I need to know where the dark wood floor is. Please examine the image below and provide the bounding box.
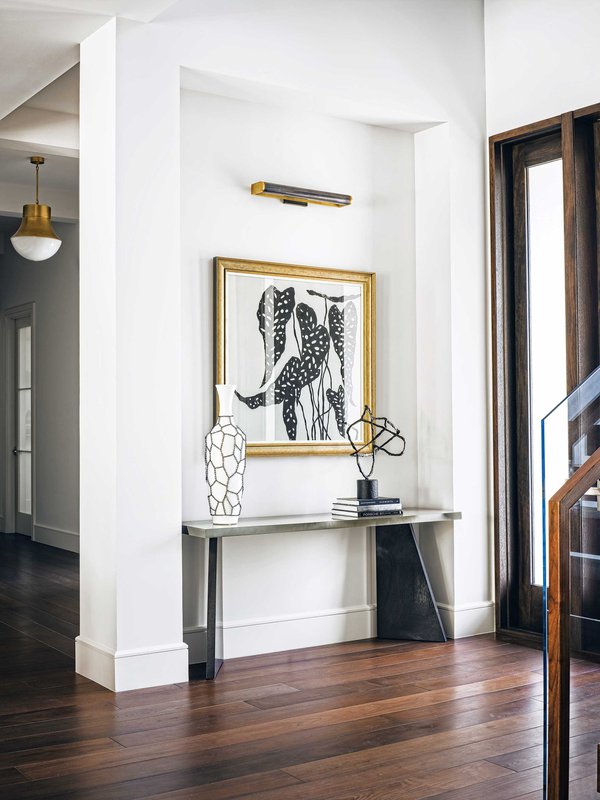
[1,533,599,799]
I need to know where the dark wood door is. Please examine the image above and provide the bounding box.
[492,109,600,641]
[511,133,563,633]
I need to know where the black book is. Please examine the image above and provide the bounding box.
[333,502,402,512]
[334,497,401,506]
[332,509,402,518]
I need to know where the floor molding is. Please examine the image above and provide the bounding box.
[34,524,80,553]
[184,599,495,661]
[185,603,377,662]
[75,635,189,691]
[437,600,495,639]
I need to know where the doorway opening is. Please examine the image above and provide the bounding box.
[0,68,80,668]
[3,303,34,537]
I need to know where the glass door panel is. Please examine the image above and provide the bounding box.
[18,453,32,516]
[15,319,32,534]
[528,159,567,586]
[18,323,31,388]
[18,388,31,451]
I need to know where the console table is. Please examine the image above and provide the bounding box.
[183,509,460,679]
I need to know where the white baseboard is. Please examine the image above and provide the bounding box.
[34,524,80,553]
[184,603,377,662]
[183,600,494,663]
[184,626,207,664]
[437,600,495,639]
[75,635,189,691]
[224,603,376,658]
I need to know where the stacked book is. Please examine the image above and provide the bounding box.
[332,497,402,519]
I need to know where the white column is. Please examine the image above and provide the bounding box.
[415,122,493,639]
[414,124,457,633]
[447,124,493,637]
[77,19,188,691]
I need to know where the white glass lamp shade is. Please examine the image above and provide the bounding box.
[11,235,62,261]
[11,204,61,262]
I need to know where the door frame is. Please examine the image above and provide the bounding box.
[490,104,600,643]
[1,302,36,536]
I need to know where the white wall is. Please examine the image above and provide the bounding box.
[0,220,79,551]
[77,0,491,689]
[181,91,416,657]
[170,0,491,654]
[485,0,600,133]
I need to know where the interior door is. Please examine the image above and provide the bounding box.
[512,133,567,632]
[14,315,32,536]
[493,109,600,646]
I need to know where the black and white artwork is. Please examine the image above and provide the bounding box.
[217,259,375,455]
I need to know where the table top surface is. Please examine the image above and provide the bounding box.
[183,508,461,539]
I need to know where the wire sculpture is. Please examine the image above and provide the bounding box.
[346,405,406,481]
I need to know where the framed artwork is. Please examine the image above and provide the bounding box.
[214,256,375,456]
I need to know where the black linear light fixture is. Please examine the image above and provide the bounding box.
[250,181,352,208]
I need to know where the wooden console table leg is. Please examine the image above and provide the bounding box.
[375,524,446,642]
[205,536,223,679]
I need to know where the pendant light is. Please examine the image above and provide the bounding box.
[11,156,61,261]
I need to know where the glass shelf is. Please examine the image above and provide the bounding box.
[570,551,600,561]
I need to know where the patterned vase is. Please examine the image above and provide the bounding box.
[205,384,247,525]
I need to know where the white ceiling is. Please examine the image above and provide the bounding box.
[0,64,79,195]
[0,2,181,195]
[25,64,79,116]
[0,1,178,23]
[0,1,179,120]
[0,149,78,192]
[0,8,101,120]
[0,65,80,195]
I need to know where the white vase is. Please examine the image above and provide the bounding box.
[205,384,247,525]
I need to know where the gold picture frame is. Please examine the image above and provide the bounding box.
[215,256,375,456]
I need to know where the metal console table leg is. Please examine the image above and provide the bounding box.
[375,523,446,642]
[205,536,223,679]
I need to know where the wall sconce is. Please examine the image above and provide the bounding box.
[251,181,352,208]
[11,156,62,262]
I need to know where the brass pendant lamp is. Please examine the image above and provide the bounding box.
[11,156,61,261]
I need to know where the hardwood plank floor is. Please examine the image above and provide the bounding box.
[1,533,599,798]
